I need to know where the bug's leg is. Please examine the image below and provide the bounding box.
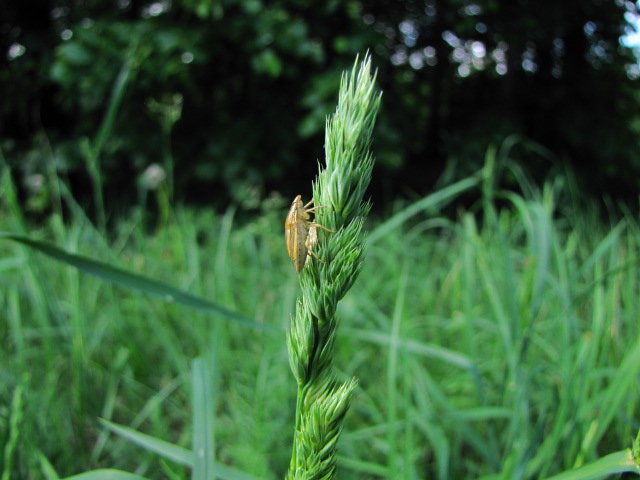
[306,249,321,264]
[306,220,334,233]
[305,246,320,260]
[303,198,328,214]
[305,205,327,213]
[304,226,321,266]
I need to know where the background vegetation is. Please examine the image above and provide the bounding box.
[3,1,640,479]
[3,0,640,212]
[3,153,640,479]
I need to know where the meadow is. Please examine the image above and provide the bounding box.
[2,147,640,479]
[1,54,639,480]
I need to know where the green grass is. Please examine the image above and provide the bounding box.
[1,163,640,479]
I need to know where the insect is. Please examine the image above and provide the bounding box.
[284,195,333,273]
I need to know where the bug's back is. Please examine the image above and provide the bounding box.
[285,195,312,273]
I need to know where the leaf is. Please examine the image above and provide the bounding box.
[342,327,478,371]
[192,357,216,480]
[99,419,193,467]
[543,450,640,480]
[62,470,150,480]
[251,49,282,77]
[99,420,265,480]
[0,232,267,330]
[367,176,479,245]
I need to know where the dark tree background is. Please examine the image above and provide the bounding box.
[2,0,639,213]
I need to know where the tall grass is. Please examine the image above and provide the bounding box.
[2,153,640,477]
[0,155,640,479]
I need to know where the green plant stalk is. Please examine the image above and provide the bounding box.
[160,109,177,203]
[84,38,140,231]
[2,379,24,480]
[148,92,183,204]
[285,54,381,480]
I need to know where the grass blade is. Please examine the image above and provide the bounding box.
[0,232,265,330]
[581,334,640,455]
[337,455,389,477]
[367,176,479,245]
[99,419,193,467]
[543,450,640,480]
[192,357,216,480]
[63,470,150,480]
[342,327,477,371]
[578,221,625,277]
[99,419,265,480]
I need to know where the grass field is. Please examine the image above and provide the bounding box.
[2,154,640,479]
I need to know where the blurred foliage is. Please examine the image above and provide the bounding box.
[1,0,640,213]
